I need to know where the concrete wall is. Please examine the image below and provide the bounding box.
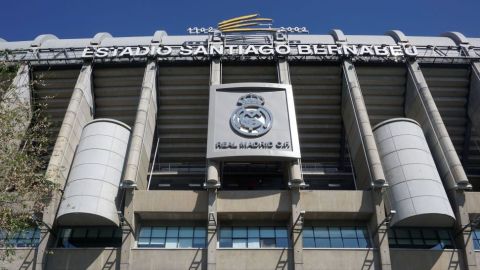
[465,192,480,214]
[303,249,375,270]
[1,248,38,270]
[301,190,373,219]
[134,190,208,219]
[45,248,119,270]
[217,190,291,214]
[130,249,206,270]
[216,249,291,270]
[390,249,462,270]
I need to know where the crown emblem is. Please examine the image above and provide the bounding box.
[237,93,265,106]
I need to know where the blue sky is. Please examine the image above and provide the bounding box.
[1,0,478,41]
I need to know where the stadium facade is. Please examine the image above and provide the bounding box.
[1,22,480,270]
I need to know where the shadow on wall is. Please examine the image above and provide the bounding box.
[390,249,461,270]
[45,248,119,270]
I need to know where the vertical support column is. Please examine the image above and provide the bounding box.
[119,60,158,270]
[207,56,221,270]
[278,56,303,270]
[405,60,474,269]
[2,64,32,148]
[123,60,158,190]
[341,59,391,270]
[37,62,94,269]
[468,62,480,134]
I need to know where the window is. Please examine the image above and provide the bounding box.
[303,226,370,248]
[388,228,454,250]
[0,228,40,247]
[138,226,206,248]
[474,229,480,250]
[57,227,122,248]
[219,227,288,248]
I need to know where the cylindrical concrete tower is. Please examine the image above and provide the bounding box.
[57,119,131,226]
[373,118,455,227]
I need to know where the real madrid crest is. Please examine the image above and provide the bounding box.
[230,93,273,137]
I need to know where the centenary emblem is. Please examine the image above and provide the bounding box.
[230,93,273,137]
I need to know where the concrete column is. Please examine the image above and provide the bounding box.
[339,59,392,270]
[207,56,221,270]
[368,191,392,270]
[2,64,32,149]
[123,60,158,190]
[341,60,386,189]
[37,62,94,269]
[405,60,470,190]
[468,62,480,134]
[120,189,135,270]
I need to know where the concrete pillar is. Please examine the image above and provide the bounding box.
[339,58,391,270]
[405,60,470,190]
[37,62,94,269]
[2,64,32,149]
[123,60,158,190]
[120,189,135,270]
[369,191,392,270]
[341,60,386,189]
[468,62,480,135]
[207,56,221,270]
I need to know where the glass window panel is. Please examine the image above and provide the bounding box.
[341,227,356,238]
[178,238,193,248]
[138,237,150,246]
[139,227,151,238]
[165,237,177,248]
[23,229,34,238]
[303,227,314,238]
[99,228,113,238]
[422,229,436,239]
[193,238,205,248]
[397,239,412,245]
[343,238,358,248]
[275,228,288,238]
[412,239,424,245]
[313,227,329,238]
[330,238,343,248]
[179,227,194,238]
[356,228,369,239]
[303,237,316,248]
[72,228,87,238]
[329,227,341,238]
[114,229,122,238]
[395,229,409,239]
[358,238,369,248]
[194,227,206,238]
[150,237,166,247]
[220,227,232,238]
[219,238,232,248]
[315,238,330,248]
[166,227,179,237]
[260,238,276,248]
[276,237,288,248]
[474,240,480,250]
[474,230,480,240]
[152,227,166,238]
[425,239,440,246]
[248,238,260,248]
[87,228,99,238]
[410,229,422,239]
[232,239,247,248]
[248,227,259,238]
[260,227,275,238]
[441,240,452,247]
[387,229,395,239]
[438,230,450,240]
[233,227,247,238]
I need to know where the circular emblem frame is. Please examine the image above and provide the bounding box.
[230,93,273,137]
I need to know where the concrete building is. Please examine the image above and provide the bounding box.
[1,27,480,270]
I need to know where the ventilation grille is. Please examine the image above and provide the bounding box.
[156,65,210,164]
[93,67,144,127]
[356,66,407,127]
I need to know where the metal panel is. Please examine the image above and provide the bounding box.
[222,64,277,84]
[57,119,131,226]
[373,118,455,227]
[356,65,407,126]
[93,67,144,126]
[156,65,210,163]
